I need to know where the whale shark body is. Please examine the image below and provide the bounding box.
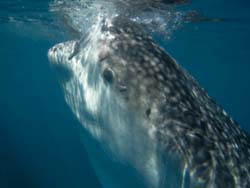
[48,16,250,188]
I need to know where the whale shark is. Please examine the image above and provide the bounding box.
[48,15,250,188]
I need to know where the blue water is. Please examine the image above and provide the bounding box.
[0,1,101,187]
[0,0,250,188]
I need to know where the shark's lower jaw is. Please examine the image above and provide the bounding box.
[50,63,73,83]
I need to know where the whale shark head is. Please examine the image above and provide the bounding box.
[48,16,176,187]
[48,15,250,188]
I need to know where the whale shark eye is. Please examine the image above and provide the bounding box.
[103,68,114,84]
[146,108,151,117]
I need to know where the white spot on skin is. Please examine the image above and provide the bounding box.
[150,60,157,67]
[148,124,157,138]
[130,39,137,45]
[157,74,164,81]
[192,89,198,97]
[222,110,228,116]
[144,55,150,61]
[164,87,170,94]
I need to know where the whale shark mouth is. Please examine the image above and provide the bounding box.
[51,63,73,83]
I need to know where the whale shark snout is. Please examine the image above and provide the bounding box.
[48,41,76,66]
[48,41,77,83]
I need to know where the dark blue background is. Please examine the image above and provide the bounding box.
[166,0,250,131]
[0,7,101,188]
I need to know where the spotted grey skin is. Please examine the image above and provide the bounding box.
[48,16,250,188]
[103,17,250,187]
